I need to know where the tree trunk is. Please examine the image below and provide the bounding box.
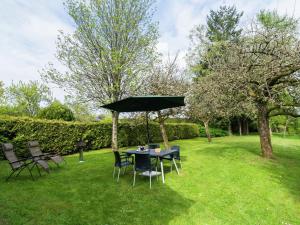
[112,111,119,152]
[228,120,233,136]
[283,116,289,137]
[238,118,242,136]
[245,119,249,135]
[157,111,169,149]
[257,103,273,158]
[242,118,248,135]
[204,120,212,143]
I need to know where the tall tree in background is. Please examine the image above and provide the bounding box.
[187,5,243,78]
[186,76,219,142]
[143,55,187,148]
[207,11,300,158]
[206,5,243,42]
[42,0,158,151]
[64,95,96,122]
[38,100,75,121]
[187,5,245,137]
[6,81,52,116]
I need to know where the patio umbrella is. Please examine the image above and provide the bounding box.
[101,96,185,144]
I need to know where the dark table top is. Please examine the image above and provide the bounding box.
[125,149,177,157]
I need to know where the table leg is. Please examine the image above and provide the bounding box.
[160,159,165,184]
[173,158,180,175]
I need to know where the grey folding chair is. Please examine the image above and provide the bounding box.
[2,143,49,181]
[28,141,65,167]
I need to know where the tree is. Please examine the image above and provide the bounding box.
[188,5,243,78]
[206,12,300,158]
[6,81,52,116]
[142,55,188,148]
[0,81,5,104]
[38,100,75,121]
[186,76,222,142]
[206,5,243,42]
[41,0,158,151]
[257,10,297,32]
[187,5,247,136]
[64,95,96,121]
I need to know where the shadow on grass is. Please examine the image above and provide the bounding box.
[0,156,194,225]
[195,137,300,202]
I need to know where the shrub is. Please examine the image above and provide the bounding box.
[198,125,228,137]
[0,116,199,158]
[38,101,75,121]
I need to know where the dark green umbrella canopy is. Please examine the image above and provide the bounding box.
[101,96,185,145]
[101,96,185,112]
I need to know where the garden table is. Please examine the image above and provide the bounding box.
[125,149,179,184]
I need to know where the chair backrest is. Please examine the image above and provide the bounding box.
[113,151,121,167]
[171,145,180,159]
[148,143,160,150]
[2,143,22,169]
[134,154,151,171]
[28,141,43,157]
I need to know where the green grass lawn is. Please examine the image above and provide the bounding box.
[0,135,300,225]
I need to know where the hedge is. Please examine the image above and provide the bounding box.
[198,126,228,137]
[0,116,199,158]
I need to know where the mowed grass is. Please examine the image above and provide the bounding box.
[0,135,300,225]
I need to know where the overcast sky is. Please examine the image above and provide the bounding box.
[0,0,299,101]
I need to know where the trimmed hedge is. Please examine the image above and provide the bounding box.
[0,116,199,158]
[198,126,228,137]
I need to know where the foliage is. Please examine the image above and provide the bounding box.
[257,10,298,31]
[64,95,96,121]
[198,126,228,137]
[5,81,52,117]
[38,100,75,121]
[0,116,199,158]
[141,54,188,148]
[1,136,300,224]
[0,105,22,117]
[206,5,243,42]
[0,81,5,104]
[195,12,300,157]
[270,115,300,134]
[188,5,243,78]
[41,0,159,151]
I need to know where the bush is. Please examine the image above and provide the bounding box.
[198,126,228,137]
[38,101,75,121]
[0,116,199,158]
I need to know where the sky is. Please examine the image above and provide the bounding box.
[0,0,299,101]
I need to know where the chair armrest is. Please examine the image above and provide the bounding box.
[9,159,26,164]
[9,158,34,165]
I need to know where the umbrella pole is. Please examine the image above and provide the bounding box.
[146,111,150,145]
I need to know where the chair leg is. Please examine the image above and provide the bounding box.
[113,167,116,179]
[26,166,35,181]
[133,171,136,187]
[6,170,16,181]
[117,168,121,182]
[150,172,152,189]
[156,167,158,181]
[36,164,41,177]
[124,166,126,175]
[16,166,26,177]
[171,161,173,173]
